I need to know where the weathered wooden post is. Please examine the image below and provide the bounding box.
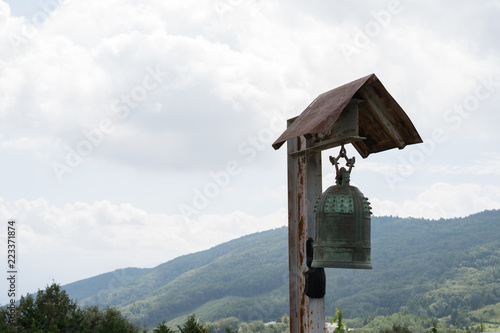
[272,74,422,333]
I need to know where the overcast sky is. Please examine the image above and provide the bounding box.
[0,0,499,300]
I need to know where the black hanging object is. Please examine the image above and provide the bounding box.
[304,239,326,298]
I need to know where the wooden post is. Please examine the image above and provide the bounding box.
[287,119,325,333]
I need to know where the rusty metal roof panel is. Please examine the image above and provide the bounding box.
[272,74,422,157]
[272,74,372,150]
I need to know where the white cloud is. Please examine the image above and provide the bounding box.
[0,197,287,299]
[0,0,500,306]
[0,198,286,255]
[251,185,286,202]
[1,0,498,177]
[371,182,500,219]
[2,0,312,172]
[430,152,500,176]
[0,136,53,150]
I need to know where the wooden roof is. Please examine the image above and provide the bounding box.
[272,74,422,158]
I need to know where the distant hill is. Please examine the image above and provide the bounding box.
[62,210,500,329]
[63,227,289,327]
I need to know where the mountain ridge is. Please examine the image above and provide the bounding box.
[62,210,500,329]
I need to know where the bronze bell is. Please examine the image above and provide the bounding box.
[312,146,372,269]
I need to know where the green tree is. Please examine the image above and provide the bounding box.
[208,317,240,333]
[16,293,44,331]
[248,320,265,332]
[0,283,141,332]
[80,305,103,332]
[380,324,412,333]
[0,306,17,333]
[16,283,78,332]
[225,326,238,333]
[431,320,438,333]
[178,314,210,333]
[154,320,175,333]
[40,283,76,327]
[96,307,140,333]
[478,317,485,333]
[332,307,346,333]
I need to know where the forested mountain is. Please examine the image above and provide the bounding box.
[62,210,500,330]
[63,228,289,327]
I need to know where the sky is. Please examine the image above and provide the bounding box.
[0,0,499,301]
